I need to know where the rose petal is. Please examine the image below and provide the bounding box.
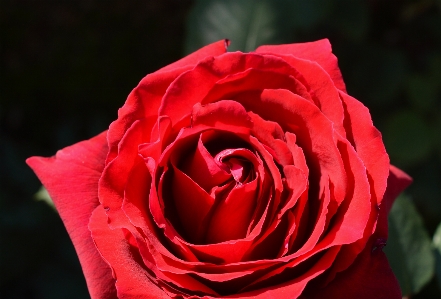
[121,156,154,233]
[301,238,401,299]
[159,52,303,126]
[239,246,341,298]
[202,68,312,105]
[171,164,215,243]
[179,134,231,192]
[191,100,253,135]
[107,40,229,163]
[100,119,151,229]
[248,112,294,166]
[340,91,390,205]
[320,164,412,286]
[302,137,379,284]
[138,116,173,161]
[266,55,346,137]
[206,177,258,244]
[107,70,184,164]
[285,132,309,178]
[289,176,331,256]
[278,165,308,222]
[26,132,117,299]
[89,206,170,299]
[319,138,371,246]
[256,39,347,92]
[376,165,413,240]
[235,88,347,205]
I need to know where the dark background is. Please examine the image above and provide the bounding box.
[1,0,440,298]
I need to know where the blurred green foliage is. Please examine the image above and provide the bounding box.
[434,222,441,290]
[34,187,54,210]
[385,194,435,296]
[1,0,440,298]
[186,0,281,52]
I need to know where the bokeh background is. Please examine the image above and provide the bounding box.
[1,0,440,298]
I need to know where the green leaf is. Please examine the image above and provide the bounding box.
[34,186,55,210]
[385,194,435,296]
[434,222,441,290]
[185,0,275,53]
[185,0,299,53]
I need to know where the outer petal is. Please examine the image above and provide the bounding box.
[26,131,117,299]
[89,206,170,299]
[301,238,401,299]
[255,39,346,92]
[106,39,229,164]
[158,52,306,127]
[376,165,413,240]
[302,165,412,299]
[340,91,390,206]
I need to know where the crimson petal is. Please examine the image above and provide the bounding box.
[26,132,117,299]
[255,39,346,92]
[89,206,170,299]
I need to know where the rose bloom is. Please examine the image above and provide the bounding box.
[28,39,411,299]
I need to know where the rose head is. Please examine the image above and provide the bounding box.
[27,39,412,299]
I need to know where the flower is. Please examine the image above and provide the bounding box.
[27,39,412,299]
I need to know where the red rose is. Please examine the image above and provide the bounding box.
[27,39,412,299]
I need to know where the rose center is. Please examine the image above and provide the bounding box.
[165,132,260,245]
[215,149,255,186]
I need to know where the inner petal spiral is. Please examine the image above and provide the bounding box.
[165,130,261,245]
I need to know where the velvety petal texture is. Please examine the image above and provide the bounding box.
[28,39,411,299]
[26,132,117,299]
